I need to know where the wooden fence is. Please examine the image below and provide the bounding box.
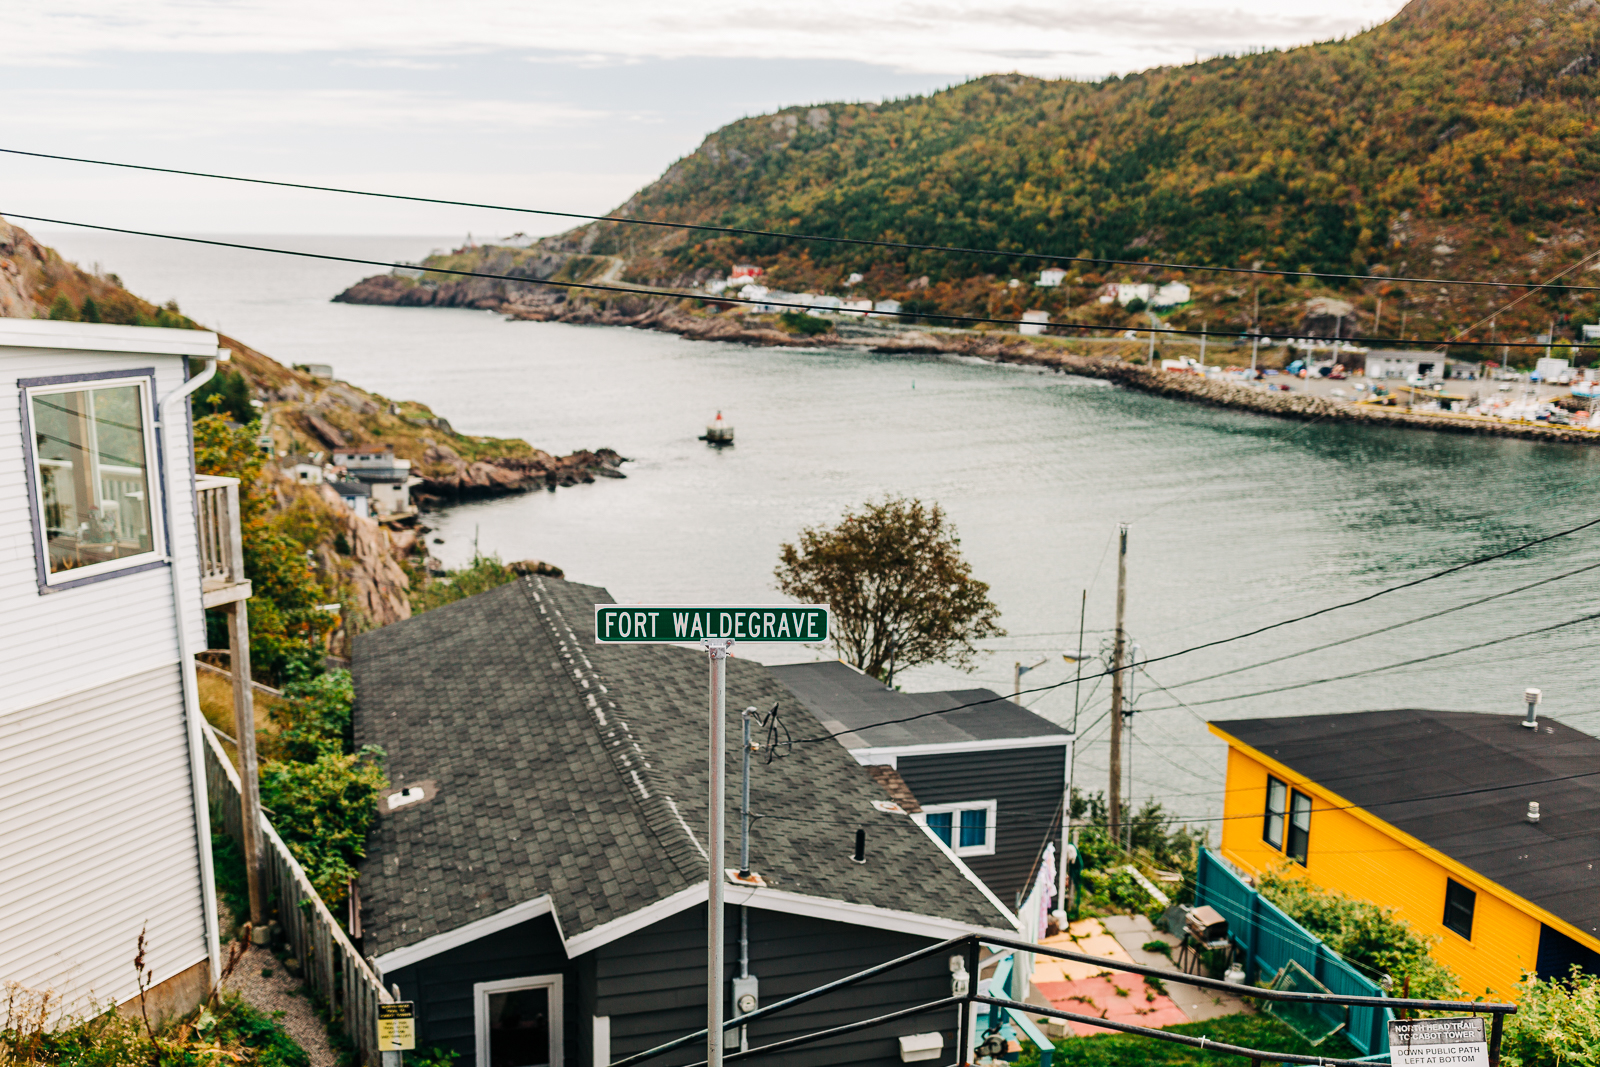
[203,723,392,1062]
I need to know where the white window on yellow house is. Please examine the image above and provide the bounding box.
[25,376,162,585]
[1287,790,1312,866]
[1264,776,1287,849]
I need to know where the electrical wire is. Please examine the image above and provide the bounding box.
[1161,556,1600,692]
[4,211,1598,351]
[10,145,1600,294]
[790,509,1600,743]
[1137,607,1600,712]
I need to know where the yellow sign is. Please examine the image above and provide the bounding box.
[377,1002,415,1051]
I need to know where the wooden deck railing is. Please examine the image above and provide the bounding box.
[202,722,392,1062]
[195,475,252,608]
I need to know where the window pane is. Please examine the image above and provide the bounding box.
[1263,777,1287,849]
[1443,879,1476,940]
[959,808,988,849]
[1287,791,1312,865]
[926,812,953,845]
[488,987,550,1067]
[32,385,155,575]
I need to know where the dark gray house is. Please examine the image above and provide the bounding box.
[352,577,1017,1067]
[769,661,1072,908]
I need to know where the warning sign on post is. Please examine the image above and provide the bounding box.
[377,1002,416,1052]
[1388,1017,1488,1067]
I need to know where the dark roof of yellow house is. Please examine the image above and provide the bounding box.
[1213,709,1600,940]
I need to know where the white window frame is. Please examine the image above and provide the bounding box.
[474,974,563,1067]
[21,371,166,589]
[914,800,997,857]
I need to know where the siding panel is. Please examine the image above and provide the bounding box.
[388,914,577,1067]
[896,746,1066,904]
[595,906,955,1067]
[0,664,207,1009]
[0,348,205,717]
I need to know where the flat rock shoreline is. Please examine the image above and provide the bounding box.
[335,279,1599,447]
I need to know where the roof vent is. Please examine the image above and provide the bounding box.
[1522,687,1542,729]
[1528,801,1541,824]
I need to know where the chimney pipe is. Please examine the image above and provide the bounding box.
[852,828,867,864]
[1528,801,1541,824]
[1523,688,1542,729]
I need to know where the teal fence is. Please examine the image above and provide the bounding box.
[1194,849,1394,1058]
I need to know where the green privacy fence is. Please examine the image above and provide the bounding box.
[1194,849,1395,1058]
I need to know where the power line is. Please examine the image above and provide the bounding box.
[7,211,1600,352]
[791,511,1600,743]
[1139,608,1600,712]
[11,146,1600,295]
[1163,557,1600,691]
[18,211,1593,350]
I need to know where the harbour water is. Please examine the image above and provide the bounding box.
[36,229,1600,826]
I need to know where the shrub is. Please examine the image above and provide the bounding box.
[259,743,386,905]
[410,553,521,615]
[47,294,79,321]
[1500,968,1600,1067]
[1257,868,1460,998]
[777,311,833,336]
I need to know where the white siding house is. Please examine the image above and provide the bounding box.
[0,320,229,1017]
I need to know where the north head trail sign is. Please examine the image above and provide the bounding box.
[593,604,829,644]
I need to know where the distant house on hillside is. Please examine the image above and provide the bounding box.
[1152,282,1192,308]
[1019,310,1050,336]
[332,445,419,517]
[1,319,243,1019]
[870,299,903,318]
[352,578,1017,1067]
[1037,268,1067,287]
[1100,283,1155,306]
[770,660,1072,907]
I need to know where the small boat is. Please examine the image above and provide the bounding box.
[699,410,734,446]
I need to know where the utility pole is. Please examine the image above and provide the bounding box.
[1107,524,1128,845]
[704,638,734,1067]
[1124,642,1139,850]
[1250,284,1260,374]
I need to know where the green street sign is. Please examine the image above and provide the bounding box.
[594,604,829,643]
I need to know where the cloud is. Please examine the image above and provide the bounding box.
[2,89,611,137]
[7,1,1407,79]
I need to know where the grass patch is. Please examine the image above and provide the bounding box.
[2,986,308,1067]
[1142,940,1173,956]
[1015,1012,1361,1067]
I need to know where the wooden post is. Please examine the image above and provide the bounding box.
[1108,525,1128,844]
[228,600,267,931]
[223,479,267,933]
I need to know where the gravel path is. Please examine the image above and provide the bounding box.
[219,931,340,1067]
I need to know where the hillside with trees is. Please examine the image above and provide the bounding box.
[506,0,1600,352]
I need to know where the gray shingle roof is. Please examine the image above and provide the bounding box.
[769,660,1071,748]
[353,577,1010,958]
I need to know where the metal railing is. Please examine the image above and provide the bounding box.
[1195,849,1394,1055]
[203,721,393,1062]
[195,475,247,599]
[609,931,1516,1067]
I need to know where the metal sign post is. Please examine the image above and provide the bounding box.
[595,603,829,1067]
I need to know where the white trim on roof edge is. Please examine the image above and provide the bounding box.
[914,819,1021,929]
[381,873,1022,971]
[561,882,708,958]
[0,319,226,358]
[374,894,553,974]
[849,734,1071,766]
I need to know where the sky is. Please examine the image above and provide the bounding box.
[0,1,1407,236]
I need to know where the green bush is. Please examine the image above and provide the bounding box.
[777,311,832,336]
[193,369,256,425]
[272,670,356,761]
[259,743,386,906]
[48,294,79,321]
[410,553,521,615]
[1501,968,1600,1067]
[1257,868,1460,999]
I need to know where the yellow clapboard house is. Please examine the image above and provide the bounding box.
[1209,709,1600,998]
